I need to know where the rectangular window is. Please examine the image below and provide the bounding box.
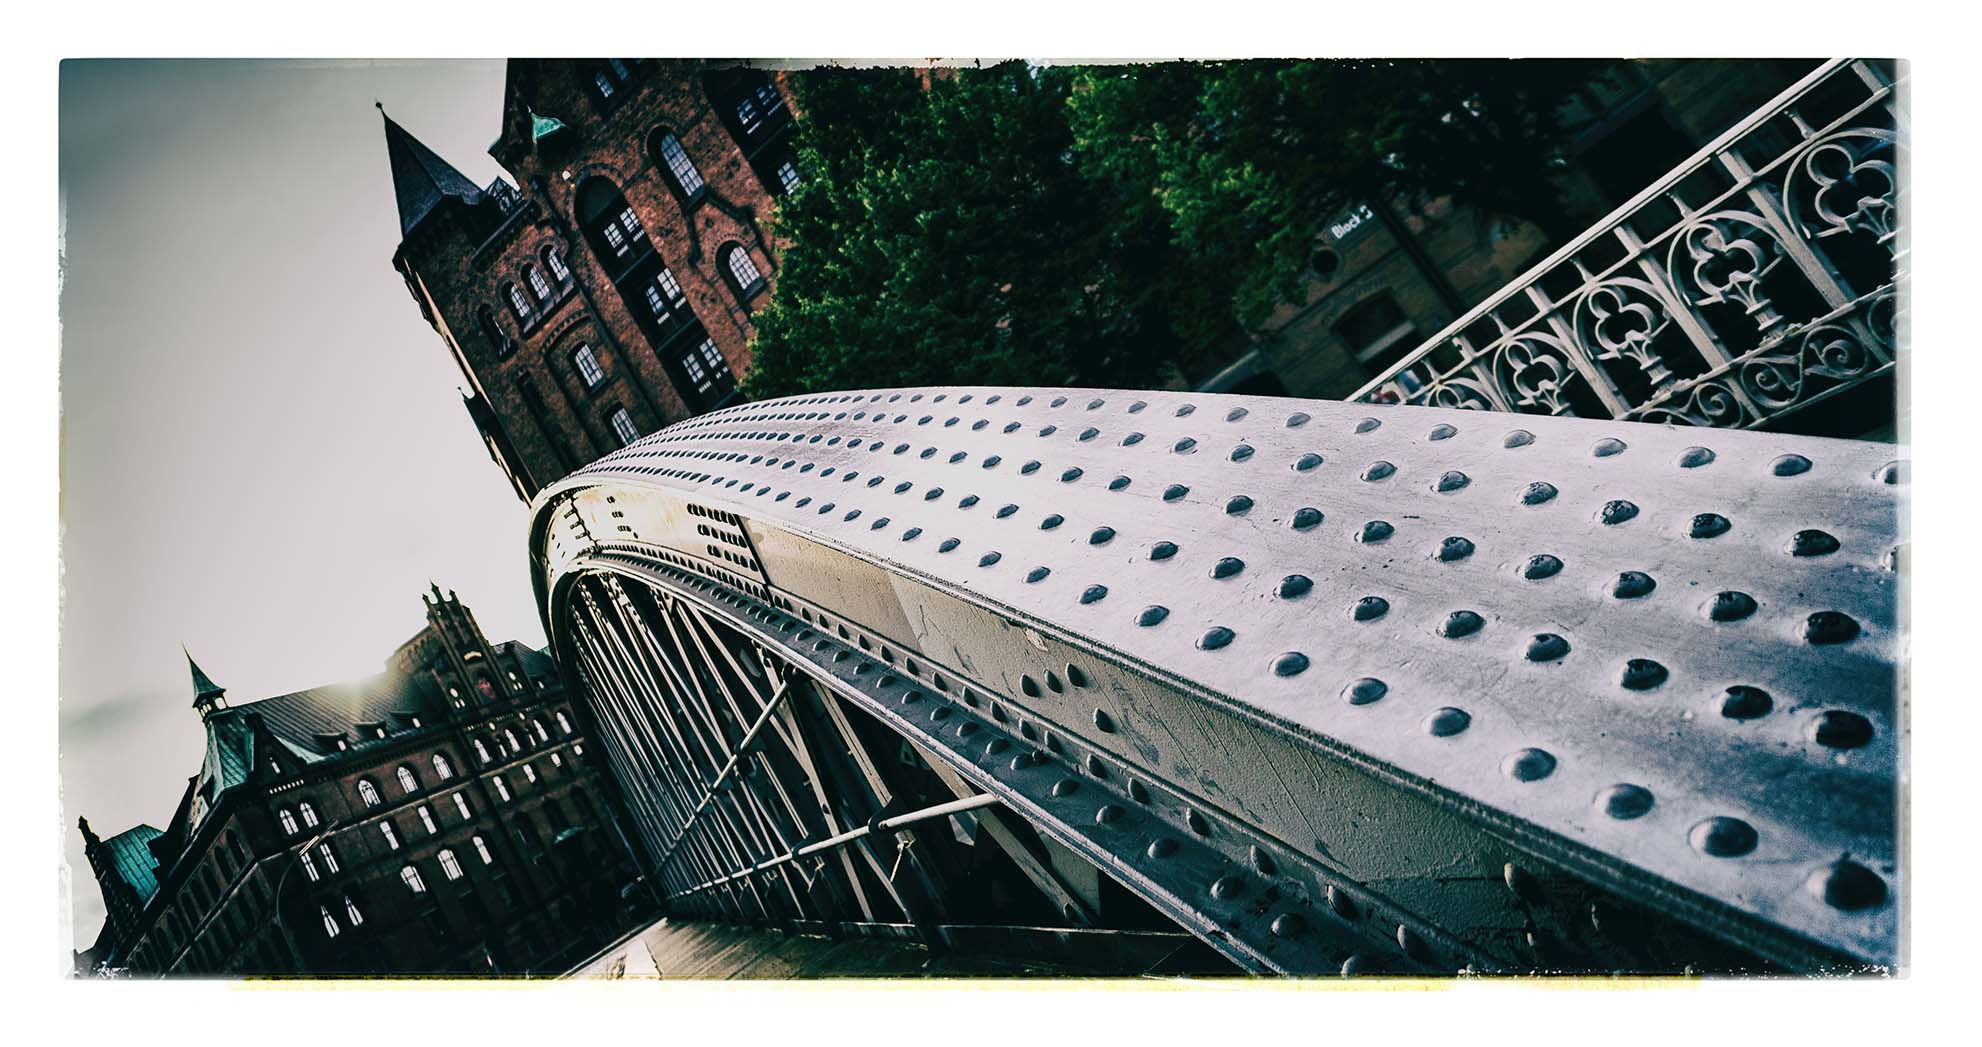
[546,249,570,282]
[699,338,727,374]
[777,161,801,193]
[620,207,646,242]
[682,350,708,387]
[603,222,628,256]
[528,267,552,300]
[380,822,399,850]
[609,408,640,447]
[317,843,339,875]
[454,793,472,821]
[300,851,319,883]
[418,806,438,835]
[494,776,512,803]
[524,764,538,784]
[656,268,685,304]
[660,134,705,196]
[573,344,605,388]
[595,72,615,99]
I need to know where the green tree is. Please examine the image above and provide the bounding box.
[741,63,1212,402]
[1066,59,1609,328]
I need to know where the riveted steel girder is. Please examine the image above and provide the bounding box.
[529,387,1904,974]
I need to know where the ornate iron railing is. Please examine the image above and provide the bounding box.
[530,386,1902,975]
[1352,59,1903,430]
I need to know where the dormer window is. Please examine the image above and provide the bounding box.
[317,842,340,874]
[473,835,494,864]
[440,849,465,881]
[453,793,472,820]
[504,728,522,752]
[523,764,538,784]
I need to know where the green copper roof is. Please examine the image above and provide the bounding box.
[102,825,164,904]
[186,649,225,704]
[529,108,569,145]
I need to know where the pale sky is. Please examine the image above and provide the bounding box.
[58,60,535,945]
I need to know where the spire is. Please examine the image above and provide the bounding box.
[380,106,485,238]
[185,647,227,720]
[78,816,99,848]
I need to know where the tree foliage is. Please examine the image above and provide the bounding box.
[742,63,1205,402]
[744,59,1608,399]
[1066,59,1608,328]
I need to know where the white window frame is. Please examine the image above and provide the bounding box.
[440,849,464,881]
[380,821,400,850]
[527,265,552,301]
[494,777,512,803]
[278,809,299,835]
[546,247,570,282]
[357,780,381,807]
[318,842,339,875]
[418,806,438,835]
[658,132,705,196]
[454,793,472,821]
[433,753,454,780]
[345,895,364,926]
[401,865,426,894]
[301,851,320,883]
[473,835,495,865]
[574,344,605,388]
[396,765,418,794]
[300,802,319,828]
[610,408,639,447]
[725,246,763,294]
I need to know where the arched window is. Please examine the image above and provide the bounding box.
[278,809,299,835]
[473,739,491,763]
[650,129,705,198]
[476,306,511,359]
[575,178,647,275]
[400,865,427,894]
[505,283,531,321]
[533,719,549,742]
[344,895,364,926]
[505,728,522,751]
[573,344,605,389]
[453,793,472,820]
[299,802,319,828]
[473,835,494,865]
[544,245,570,283]
[320,906,339,938]
[552,752,564,768]
[300,851,320,883]
[494,776,512,803]
[556,711,573,734]
[396,765,419,794]
[720,243,765,300]
[379,821,400,850]
[357,780,381,807]
[432,753,454,780]
[317,842,340,874]
[439,849,464,881]
[526,264,552,301]
[523,764,538,784]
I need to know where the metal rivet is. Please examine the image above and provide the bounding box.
[1294,453,1324,472]
[1095,804,1124,825]
[1877,461,1906,485]
[1597,783,1655,819]
[1810,710,1874,748]
[1211,875,1245,900]
[1025,567,1050,583]
[1225,495,1254,515]
[996,504,1019,519]
[938,537,961,553]
[1122,432,1144,446]
[1355,418,1381,434]
[1790,529,1840,557]
[1525,633,1570,662]
[1128,779,1151,804]
[959,495,980,508]
[1136,605,1169,627]
[1720,685,1773,719]
[1060,467,1083,482]
[1020,461,1041,475]
[1690,816,1758,857]
[1147,838,1177,859]
[1162,484,1189,502]
[902,527,922,541]
[1358,520,1394,544]
[1436,536,1475,562]
[1397,925,1429,959]
[1435,470,1469,493]
[1592,438,1628,458]
[1051,779,1080,797]
[1286,412,1311,428]
[1211,557,1245,580]
[1292,507,1324,530]
[1678,446,1716,468]
[1503,748,1556,782]
[1175,404,1196,418]
[1690,512,1732,539]
[1327,885,1358,920]
[1771,454,1812,476]
[1198,626,1235,650]
[924,487,945,501]
[1079,584,1109,605]
[984,738,1009,756]
[1428,424,1458,441]
[1519,481,1559,506]
[1186,809,1210,835]
[929,707,950,722]
[1093,709,1115,733]
[1599,500,1639,525]
[1174,438,1198,454]
[1010,754,1035,772]
[1278,575,1313,599]
[1250,846,1276,877]
[1361,461,1396,482]
[1108,475,1131,491]
[1089,526,1116,545]
[1706,591,1757,622]
[1808,859,1887,911]
[1519,554,1563,580]
[1804,611,1860,645]
[1612,571,1657,599]
[1438,610,1485,639]
[1503,864,1542,903]
[1272,652,1310,677]
[1270,913,1305,938]
[1503,429,1536,449]
[1620,658,1668,690]
[978,551,1001,567]
[1149,541,1179,561]
[1040,514,1064,530]
[1351,596,1389,621]
[1343,678,1388,705]
[1231,445,1255,462]
[1423,707,1471,737]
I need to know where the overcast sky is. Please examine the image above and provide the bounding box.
[58,59,531,944]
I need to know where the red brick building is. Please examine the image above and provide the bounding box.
[75,586,647,976]
[386,60,797,503]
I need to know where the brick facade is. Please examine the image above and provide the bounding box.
[389,60,797,504]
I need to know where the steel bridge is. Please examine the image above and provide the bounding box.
[529,387,1902,976]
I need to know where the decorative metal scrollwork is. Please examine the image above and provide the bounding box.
[1668,213,1788,336]
[1573,277,1677,389]
[1784,128,1902,253]
[1488,332,1583,416]
[1633,378,1753,428]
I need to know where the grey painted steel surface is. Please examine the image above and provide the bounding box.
[529,386,1904,973]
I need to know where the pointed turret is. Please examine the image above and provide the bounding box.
[380,104,485,238]
[185,648,227,720]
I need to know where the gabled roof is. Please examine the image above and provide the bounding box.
[100,825,164,903]
[381,108,485,238]
[238,669,445,762]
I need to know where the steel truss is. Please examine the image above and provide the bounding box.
[531,386,1902,975]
